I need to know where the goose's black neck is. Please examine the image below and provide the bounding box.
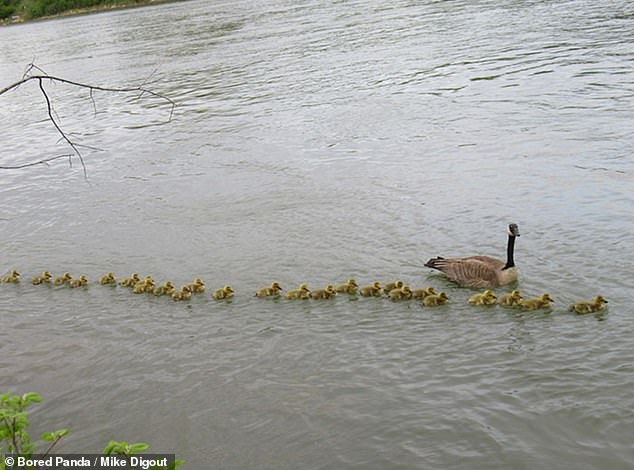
[503,234,516,270]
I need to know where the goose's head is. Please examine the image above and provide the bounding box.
[299,283,310,292]
[347,279,358,287]
[511,290,522,300]
[439,292,449,300]
[271,282,282,290]
[541,293,553,302]
[326,285,335,293]
[224,285,234,293]
[402,286,412,294]
[508,223,520,237]
[372,281,381,288]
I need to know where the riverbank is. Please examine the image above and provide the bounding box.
[0,0,184,26]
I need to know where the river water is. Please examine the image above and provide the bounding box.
[1,0,633,468]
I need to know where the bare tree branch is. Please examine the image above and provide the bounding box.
[0,63,176,178]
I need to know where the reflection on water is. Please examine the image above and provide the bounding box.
[1,0,633,468]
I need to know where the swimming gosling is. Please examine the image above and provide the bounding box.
[389,285,413,301]
[255,282,283,297]
[54,272,73,286]
[31,271,52,285]
[172,286,192,301]
[569,295,608,314]
[498,290,523,307]
[213,285,234,300]
[1,270,20,283]
[423,292,449,307]
[468,290,497,306]
[188,278,205,294]
[359,281,383,297]
[520,293,553,311]
[120,273,140,287]
[334,279,358,294]
[98,272,116,285]
[311,285,336,299]
[383,280,404,294]
[411,287,436,300]
[285,284,311,299]
[69,275,88,288]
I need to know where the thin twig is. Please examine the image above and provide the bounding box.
[0,154,73,170]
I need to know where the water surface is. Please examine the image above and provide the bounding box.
[1,1,633,468]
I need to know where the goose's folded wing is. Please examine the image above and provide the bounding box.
[425,257,499,288]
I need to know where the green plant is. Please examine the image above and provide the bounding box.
[1,392,183,470]
[103,440,184,470]
[0,391,68,465]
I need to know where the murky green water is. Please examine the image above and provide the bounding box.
[1,0,633,468]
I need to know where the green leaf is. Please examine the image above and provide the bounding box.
[103,440,119,455]
[128,442,149,454]
[41,432,54,441]
[22,392,42,406]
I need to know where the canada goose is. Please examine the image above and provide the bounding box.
[359,281,383,297]
[213,285,234,300]
[120,273,140,287]
[311,285,336,299]
[98,273,116,285]
[383,280,404,294]
[334,279,358,294]
[69,275,88,288]
[520,293,553,311]
[569,296,608,314]
[1,270,20,283]
[411,287,436,300]
[423,292,449,307]
[468,290,497,305]
[389,285,413,301]
[255,282,283,297]
[425,223,520,288]
[285,284,311,299]
[54,272,73,286]
[31,271,52,285]
[188,278,205,294]
[498,290,523,307]
[172,286,192,301]
[154,281,175,296]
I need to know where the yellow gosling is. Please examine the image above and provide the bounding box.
[188,278,205,294]
[69,275,88,288]
[411,287,436,300]
[132,280,151,294]
[31,271,52,285]
[153,281,175,296]
[498,290,523,307]
[172,286,192,301]
[120,273,140,287]
[285,284,311,299]
[569,295,608,314]
[389,285,413,301]
[468,290,497,305]
[255,282,283,297]
[311,285,336,299]
[98,273,116,285]
[1,270,20,283]
[213,285,234,300]
[359,281,383,297]
[334,279,358,294]
[383,280,404,294]
[423,292,449,307]
[520,294,553,311]
[54,272,72,286]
